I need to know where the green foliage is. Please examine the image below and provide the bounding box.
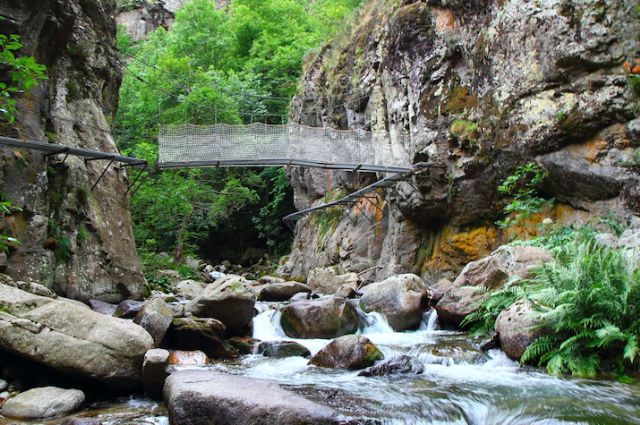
[0,33,46,124]
[496,162,552,229]
[450,119,479,149]
[464,226,640,379]
[0,199,21,253]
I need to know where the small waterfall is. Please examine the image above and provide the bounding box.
[252,307,286,340]
[419,309,439,332]
[357,309,395,334]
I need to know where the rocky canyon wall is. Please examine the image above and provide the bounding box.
[280,0,640,282]
[0,0,145,302]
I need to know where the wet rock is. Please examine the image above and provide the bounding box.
[142,349,170,400]
[164,370,340,425]
[310,335,382,370]
[258,275,286,285]
[257,281,311,301]
[87,299,117,316]
[171,280,205,300]
[289,292,311,302]
[1,387,85,419]
[166,317,238,359]
[334,283,357,299]
[436,246,552,326]
[185,275,256,336]
[134,298,174,346]
[358,355,424,377]
[495,300,545,361]
[258,341,311,358]
[62,419,104,425]
[360,274,428,331]
[0,284,153,388]
[280,297,358,339]
[307,267,359,295]
[227,336,258,355]
[113,300,144,319]
[168,350,208,366]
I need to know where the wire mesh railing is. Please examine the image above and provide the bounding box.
[157,123,412,173]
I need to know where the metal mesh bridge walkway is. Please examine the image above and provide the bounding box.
[157,123,413,173]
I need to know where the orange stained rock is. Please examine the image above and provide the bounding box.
[168,350,208,366]
[433,7,455,32]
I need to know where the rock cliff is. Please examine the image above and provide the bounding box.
[280,0,640,282]
[0,0,144,301]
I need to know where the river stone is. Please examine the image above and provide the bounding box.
[1,387,85,419]
[358,355,424,377]
[257,281,311,301]
[166,317,238,359]
[134,298,174,346]
[171,280,205,300]
[289,292,311,302]
[143,349,170,400]
[227,336,258,355]
[307,266,359,295]
[164,370,340,425]
[495,300,545,361]
[258,341,311,358]
[113,300,144,319]
[436,246,552,326]
[309,335,383,370]
[87,299,117,316]
[280,297,358,339]
[185,275,256,336]
[168,350,208,366]
[257,275,286,285]
[61,419,104,425]
[0,284,153,388]
[360,274,428,331]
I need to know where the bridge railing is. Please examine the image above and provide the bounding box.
[157,123,412,173]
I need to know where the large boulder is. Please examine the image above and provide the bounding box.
[495,300,546,361]
[0,284,154,388]
[309,335,383,370]
[185,275,255,336]
[164,370,340,425]
[280,297,358,339]
[307,267,359,295]
[142,349,170,400]
[171,280,205,300]
[1,387,85,419]
[436,246,552,326]
[360,274,428,331]
[166,317,238,359]
[134,298,174,346]
[257,281,311,301]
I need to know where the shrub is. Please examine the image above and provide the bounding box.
[496,162,552,229]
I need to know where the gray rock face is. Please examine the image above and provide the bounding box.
[258,341,311,358]
[358,355,424,377]
[1,387,84,419]
[134,298,174,346]
[436,246,552,326]
[257,281,311,301]
[1,0,145,302]
[496,300,546,361]
[171,280,205,300]
[281,0,640,282]
[185,275,255,336]
[360,274,428,331]
[309,335,383,370]
[166,317,238,359]
[280,297,358,339]
[0,283,154,388]
[164,370,340,425]
[306,267,360,295]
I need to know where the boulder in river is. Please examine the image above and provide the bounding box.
[142,349,170,400]
[168,350,208,366]
[280,297,358,339]
[257,281,311,301]
[436,246,552,326]
[164,370,341,425]
[166,317,238,359]
[258,340,311,358]
[134,298,174,346]
[307,266,359,295]
[0,283,153,388]
[309,335,383,370]
[358,355,424,377]
[495,300,546,361]
[360,274,428,331]
[1,386,85,420]
[185,275,256,335]
[87,299,117,316]
[113,299,143,319]
[171,280,205,300]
